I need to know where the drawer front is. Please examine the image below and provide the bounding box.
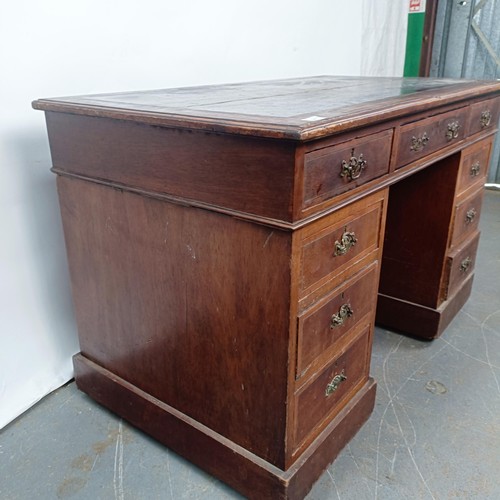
[302,129,392,209]
[293,327,370,448]
[469,96,500,136]
[395,107,469,168]
[450,187,484,248]
[444,231,480,300]
[300,199,384,293]
[297,263,378,378]
[457,138,492,196]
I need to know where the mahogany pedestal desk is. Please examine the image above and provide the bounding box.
[33,77,500,499]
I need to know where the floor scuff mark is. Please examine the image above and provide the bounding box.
[113,420,124,500]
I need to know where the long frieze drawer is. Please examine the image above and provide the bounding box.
[293,326,370,449]
[456,137,493,196]
[450,187,484,248]
[395,106,469,168]
[302,129,392,209]
[443,231,480,301]
[299,197,385,293]
[469,96,500,136]
[296,263,378,379]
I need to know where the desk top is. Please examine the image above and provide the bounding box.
[33,76,500,140]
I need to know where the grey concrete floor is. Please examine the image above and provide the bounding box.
[1,190,499,500]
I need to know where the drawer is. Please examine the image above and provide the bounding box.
[299,196,385,293]
[302,129,392,209]
[469,96,500,136]
[293,327,370,448]
[443,231,480,301]
[296,263,378,378]
[395,106,469,168]
[456,138,492,196]
[450,187,484,248]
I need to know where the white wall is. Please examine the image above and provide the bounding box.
[362,0,409,76]
[0,0,406,429]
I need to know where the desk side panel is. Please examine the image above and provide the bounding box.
[57,177,291,468]
[379,153,459,308]
[46,112,296,222]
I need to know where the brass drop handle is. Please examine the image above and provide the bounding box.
[465,208,476,224]
[325,370,347,396]
[334,229,357,257]
[330,304,353,329]
[480,110,492,128]
[470,161,481,177]
[460,256,472,273]
[411,132,429,152]
[446,121,460,141]
[340,152,366,181]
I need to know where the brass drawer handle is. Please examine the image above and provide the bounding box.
[460,256,472,273]
[325,370,347,396]
[470,161,481,177]
[334,229,357,257]
[410,132,429,152]
[330,304,353,329]
[340,153,366,181]
[480,110,492,128]
[446,121,460,141]
[465,208,477,224]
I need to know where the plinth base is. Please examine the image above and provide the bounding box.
[74,354,377,500]
[376,274,474,340]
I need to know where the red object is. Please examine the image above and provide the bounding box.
[410,0,422,12]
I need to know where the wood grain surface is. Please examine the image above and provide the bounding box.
[57,176,293,468]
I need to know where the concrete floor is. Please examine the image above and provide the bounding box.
[1,190,499,500]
